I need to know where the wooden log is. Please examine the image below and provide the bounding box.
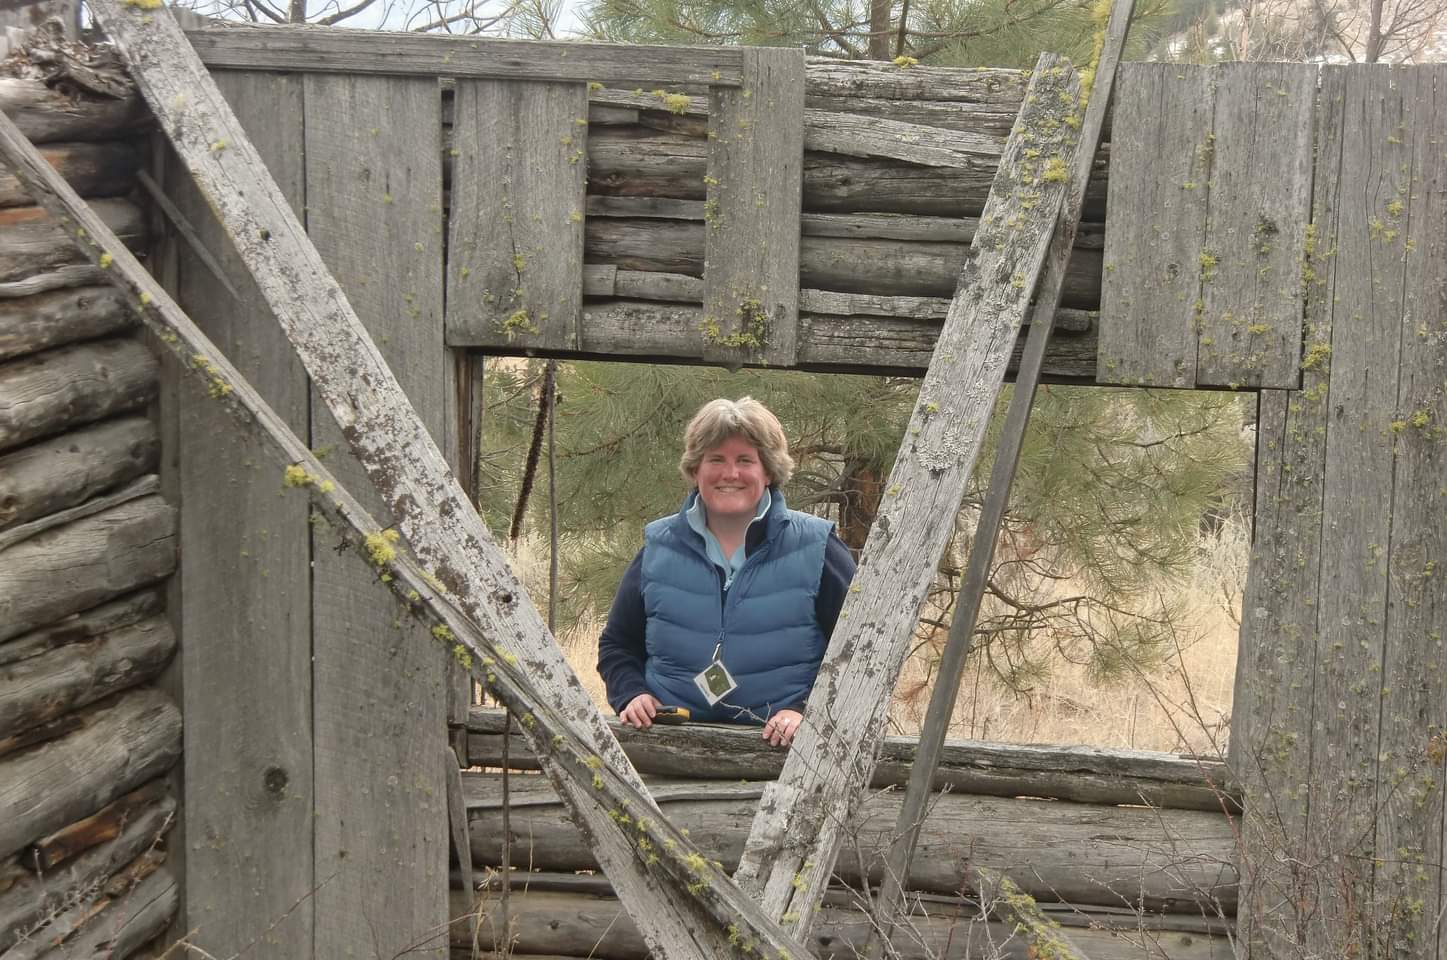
[0,79,147,145]
[733,55,1084,931]
[25,780,169,873]
[0,590,162,668]
[587,129,1111,219]
[185,23,744,86]
[0,613,174,744]
[0,286,134,363]
[23,863,176,960]
[0,783,174,943]
[0,415,158,533]
[803,58,1028,104]
[804,95,1023,137]
[464,774,1238,912]
[0,200,145,285]
[0,473,159,551]
[0,141,141,208]
[803,109,1003,166]
[0,266,111,300]
[583,218,1103,307]
[448,888,1236,960]
[464,708,1235,811]
[0,337,158,454]
[0,688,181,860]
[504,299,1101,381]
[0,495,176,644]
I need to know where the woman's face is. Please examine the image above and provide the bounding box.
[694,435,771,522]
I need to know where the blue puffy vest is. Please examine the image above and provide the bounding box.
[641,493,831,723]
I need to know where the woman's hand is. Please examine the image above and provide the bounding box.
[619,693,662,729]
[763,708,803,747]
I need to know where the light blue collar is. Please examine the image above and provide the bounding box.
[686,488,771,586]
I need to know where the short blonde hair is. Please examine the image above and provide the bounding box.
[679,397,794,487]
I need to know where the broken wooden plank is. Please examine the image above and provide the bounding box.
[730,53,1084,933]
[183,23,743,87]
[1097,63,1214,387]
[63,9,810,957]
[447,80,587,350]
[702,47,805,367]
[1195,63,1314,389]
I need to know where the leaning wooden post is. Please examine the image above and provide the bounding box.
[869,0,1136,939]
[0,106,816,960]
[731,54,1084,933]
[68,3,771,955]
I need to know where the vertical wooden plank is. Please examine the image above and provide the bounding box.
[1310,64,1413,957]
[446,81,587,351]
[1375,63,1446,959]
[169,71,314,955]
[1097,63,1213,387]
[304,73,449,959]
[1195,63,1314,389]
[702,47,805,368]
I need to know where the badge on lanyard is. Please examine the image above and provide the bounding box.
[693,642,738,706]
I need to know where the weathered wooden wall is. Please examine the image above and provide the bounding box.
[457,708,1238,959]
[154,69,456,957]
[183,28,1107,381]
[1231,63,1447,959]
[0,73,181,957]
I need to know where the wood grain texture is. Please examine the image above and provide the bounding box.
[463,773,1237,912]
[0,141,140,208]
[447,80,587,350]
[303,71,449,960]
[0,612,173,741]
[730,55,1084,932]
[0,415,157,533]
[32,863,177,960]
[0,495,175,644]
[0,473,157,551]
[0,783,174,946]
[1309,65,1412,957]
[449,889,1235,960]
[1195,63,1314,389]
[0,688,180,861]
[0,78,146,145]
[802,109,1002,166]
[0,286,133,362]
[0,336,157,453]
[162,68,316,959]
[1098,64,1214,387]
[185,23,743,86]
[0,264,109,299]
[0,201,144,285]
[702,47,805,366]
[467,707,1233,809]
[1373,63,1446,959]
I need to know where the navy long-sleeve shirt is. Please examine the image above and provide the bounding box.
[597,526,856,718]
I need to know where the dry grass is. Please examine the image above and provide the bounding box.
[504,518,1248,757]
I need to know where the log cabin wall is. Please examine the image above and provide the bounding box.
[0,72,181,956]
[458,708,1241,960]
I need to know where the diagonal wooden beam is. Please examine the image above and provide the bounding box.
[731,53,1085,933]
[70,3,784,956]
[869,0,1138,939]
[0,102,815,960]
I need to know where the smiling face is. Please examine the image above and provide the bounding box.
[692,434,772,523]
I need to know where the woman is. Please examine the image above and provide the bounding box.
[596,397,856,747]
